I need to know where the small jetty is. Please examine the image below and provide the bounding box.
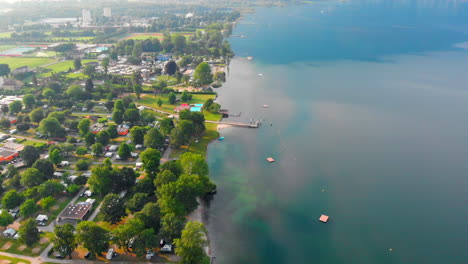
[266,157,275,163]
[207,120,260,128]
[319,215,329,223]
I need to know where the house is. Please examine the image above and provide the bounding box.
[0,148,19,162]
[108,145,119,152]
[174,104,191,112]
[2,142,24,152]
[0,77,23,91]
[58,202,92,222]
[3,228,16,237]
[12,66,31,74]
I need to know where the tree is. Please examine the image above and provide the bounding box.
[16,122,30,132]
[101,194,126,224]
[114,99,125,112]
[159,118,174,136]
[38,117,66,138]
[160,213,185,242]
[144,128,164,149]
[85,79,94,93]
[32,159,54,179]
[91,143,103,156]
[96,131,110,146]
[19,218,40,247]
[0,118,10,129]
[112,218,144,251]
[30,108,44,123]
[21,168,44,188]
[179,152,209,176]
[40,196,55,210]
[193,62,213,86]
[2,190,23,209]
[22,94,36,109]
[133,228,157,257]
[73,58,82,70]
[112,110,123,125]
[181,91,192,102]
[174,221,208,264]
[0,64,10,76]
[76,221,109,258]
[58,143,74,157]
[49,149,62,165]
[130,126,146,145]
[165,60,177,75]
[141,148,161,175]
[76,146,87,156]
[9,101,22,114]
[114,167,137,192]
[154,170,177,188]
[83,65,96,78]
[133,83,143,99]
[170,127,186,148]
[134,202,161,231]
[172,35,186,53]
[123,109,140,123]
[88,165,114,195]
[53,224,77,259]
[66,85,85,101]
[168,92,176,104]
[0,210,14,229]
[101,58,109,74]
[157,174,204,216]
[214,71,226,82]
[76,159,90,171]
[157,98,163,107]
[118,143,131,160]
[20,145,40,167]
[78,118,91,136]
[126,193,150,213]
[20,199,38,217]
[106,124,118,139]
[85,132,95,146]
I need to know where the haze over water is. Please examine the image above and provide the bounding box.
[206,1,468,263]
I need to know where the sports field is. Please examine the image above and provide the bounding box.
[0,57,55,69]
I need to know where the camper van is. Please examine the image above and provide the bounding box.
[106,248,115,260]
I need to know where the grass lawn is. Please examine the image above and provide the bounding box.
[49,194,76,221]
[39,59,97,77]
[188,122,219,156]
[20,140,48,148]
[0,45,15,52]
[0,32,12,38]
[0,233,50,256]
[0,255,31,264]
[47,36,95,41]
[0,57,55,69]
[137,94,217,114]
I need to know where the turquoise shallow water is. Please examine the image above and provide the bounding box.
[206,1,468,263]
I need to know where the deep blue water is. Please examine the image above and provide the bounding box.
[206,1,468,264]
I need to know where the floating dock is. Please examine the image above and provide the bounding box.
[266,157,275,163]
[319,215,329,223]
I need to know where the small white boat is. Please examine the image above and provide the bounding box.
[258,73,263,76]
[261,104,269,108]
[247,56,254,60]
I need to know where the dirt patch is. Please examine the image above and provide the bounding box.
[0,260,11,264]
[39,237,49,244]
[1,241,13,250]
[17,244,27,251]
[50,205,60,211]
[32,247,41,253]
[17,262,28,264]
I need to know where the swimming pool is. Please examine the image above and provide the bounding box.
[190,107,202,112]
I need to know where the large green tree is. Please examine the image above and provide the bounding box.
[19,218,40,246]
[38,117,66,138]
[76,221,109,258]
[20,168,44,187]
[78,118,91,136]
[96,131,110,146]
[20,145,40,167]
[157,174,204,216]
[1,190,23,209]
[9,101,22,114]
[193,62,213,85]
[144,128,164,149]
[101,194,126,224]
[20,199,38,217]
[126,193,150,213]
[22,94,36,109]
[0,64,10,76]
[118,143,131,160]
[53,224,77,259]
[73,58,82,70]
[130,126,146,145]
[112,218,144,251]
[0,210,14,229]
[32,159,55,179]
[29,108,44,123]
[174,221,208,264]
[140,148,161,175]
[134,202,161,232]
[179,152,209,176]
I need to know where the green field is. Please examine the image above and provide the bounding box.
[137,93,220,120]
[122,32,192,41]
[0,57,55,69]
[188,122,220,156]
[0,233,50,256]
[39,59,97,77]
[0,45,15,52]
[0,255,31,264]
[0,32,12,38]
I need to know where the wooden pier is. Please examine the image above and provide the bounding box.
[206,120,260,128]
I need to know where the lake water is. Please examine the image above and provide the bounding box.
[206,1,468,263]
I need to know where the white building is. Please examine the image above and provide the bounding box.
[82,9,92,26]
[103,7,112,18]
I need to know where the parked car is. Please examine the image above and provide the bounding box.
[54,253,64,259]
[146,249,155,260]
[160,244,173,253]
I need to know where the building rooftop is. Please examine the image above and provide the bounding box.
[58,202,92,220]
